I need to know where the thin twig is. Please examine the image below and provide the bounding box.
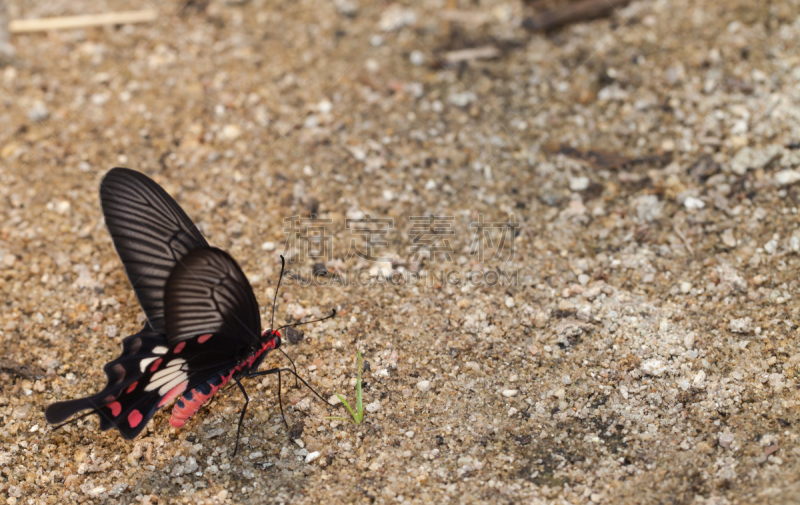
[523,0,632,32]
[673,224,694,256]
[10,9,158,33]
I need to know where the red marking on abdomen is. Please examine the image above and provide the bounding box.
[169,339,278,429]
[198,334,212,344]
[174,341,186,353]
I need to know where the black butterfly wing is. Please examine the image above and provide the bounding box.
[100,167,209,333]
[45,324,168,438]
[164,247,261,354]
[45,325,241,439]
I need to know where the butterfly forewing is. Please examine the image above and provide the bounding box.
[164,247,261,349]
[100,168,209,333]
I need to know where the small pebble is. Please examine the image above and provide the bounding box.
[718,433,734,448]
[679,281,692,294]
[28,100,50,122]
[365,400,381,413]
[502,389,518,397]
[505,297,515,308]
[305,451,321,463]
[409,50,425,66]
[416,380,431,392]
[569,176,590,191]
[683,196,705,210]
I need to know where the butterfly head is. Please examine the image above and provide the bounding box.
[262,329,282,349]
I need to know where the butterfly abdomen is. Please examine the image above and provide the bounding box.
[170,372,232,428]
[169,338,278,428]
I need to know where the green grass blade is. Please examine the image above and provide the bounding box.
[336,393,358,422]
[355,350,363,423]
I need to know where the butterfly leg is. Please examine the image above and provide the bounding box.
[232,381,250,458]
[246,366,333,427]
[245,367,290,432]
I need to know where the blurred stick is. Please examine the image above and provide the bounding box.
[523,0,631,32]
[10,9,158,33]
[441,45,500,65]
[0,0,14,60]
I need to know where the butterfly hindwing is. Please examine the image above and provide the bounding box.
[45,324,168,438]
[46,326,241,439]
[100,167,209,333]
[164,247,261,349]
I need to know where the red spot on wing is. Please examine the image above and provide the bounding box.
[126,381,138,393]
[128,409,143,428]
[158,379,189,408]
[149,358,163,372]
[108,401,122,417]
[198,334,212,344]
[173,342,186,353]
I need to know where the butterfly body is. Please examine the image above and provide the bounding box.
[170,331,281,428]
[45,168,328,449]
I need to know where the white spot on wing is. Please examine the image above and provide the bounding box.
[139,357,157,373]
[145,359,187,392]
[158,376,189,396]
[152,346,168,355]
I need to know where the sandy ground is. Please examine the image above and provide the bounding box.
[1,0,800,503]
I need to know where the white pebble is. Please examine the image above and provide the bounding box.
[683,196,705,211]
[718,433,734,448]
[405,430,415,438]
[28,100,50,121]
[261,241,276,251]
[365,400,381,413]
[508,407,518,417]
[505,297,515,308]
[416,380,431,392]
[641,359,666,377]
[305,451,321,463]
[679,281,692,294]
[693,370,706,387]
[502,389,518,397]
[219,124,241,141]
[409,50,425,66]
[774,169,800,187]
[249,451,263,460]
[569,176,590,192]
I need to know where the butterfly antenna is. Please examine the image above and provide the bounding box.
[277,347,299,388]
[275,309,336,333]
[270,256,286,331]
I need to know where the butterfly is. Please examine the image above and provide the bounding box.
[45,167,334,455]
